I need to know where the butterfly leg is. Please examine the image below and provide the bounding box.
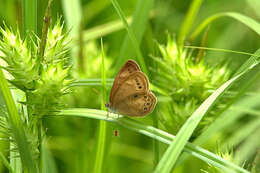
[105,103,110,119]
[106,110,110,119]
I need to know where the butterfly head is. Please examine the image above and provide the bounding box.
[105,103,110,108]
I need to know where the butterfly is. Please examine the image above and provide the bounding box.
[106,59,157,117]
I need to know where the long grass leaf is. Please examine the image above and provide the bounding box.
[234,128,260,165]
[190,12,260,41]
[177,48,260,166]
[0,68,38,172]
[154,71,246,173]
[22,0,37,36]
[116,0,154,73]
[61,0,82,66]
[93,39,107,173]
[224,118,260,147]
[42,141,58,173]
[0,151,14,173]
[53,108,249,173]
[83,17,132,41]
[110,0,148,74]
[177,0,204,49]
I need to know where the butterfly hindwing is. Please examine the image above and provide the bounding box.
[116,92,157,116]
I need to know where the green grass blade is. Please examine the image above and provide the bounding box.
[0,69,38,172]
[61,0,82,65]
[62,0,82,39]
[110,0,148,74]
[184,46,258,57]
[83,17,132,41]
[194,94,260,147]
[177,0,204,49]
[93,39,107,173]
[224,117,260,147]
[176,48,260,167]
[53,108,249,173]
[155,48,260,172]
[83,0,110,23]
[0,152,14,173]
[234,128,260,165]
[42,140,58,173]
[154,72,245,173]
[116,0,154,72]
[190,12,260,41]
[198,48,260,144]
[234,48,260,75]
[22,0,37,36]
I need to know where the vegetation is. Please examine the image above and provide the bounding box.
[0,0,259,173]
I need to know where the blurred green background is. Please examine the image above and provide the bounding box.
[0,0,260,173]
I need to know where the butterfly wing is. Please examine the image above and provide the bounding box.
[110,60,141,103]
[111,71,149,108]
[116,91,157,117]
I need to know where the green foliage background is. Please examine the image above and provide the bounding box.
[0,0,260,173]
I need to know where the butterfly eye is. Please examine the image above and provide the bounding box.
[138,86,142,89]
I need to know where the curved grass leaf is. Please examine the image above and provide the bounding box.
[53,108,248,173]
[42,141,58,173]
[190,12,260,41]
[154,72,246,173]
[22,0,37,36]
[83,17,132,41]
[110,0,148,74]
[154,48,260,173]
[93,39,108,173]
[224,117,260,147]
[0,151,14,173]
[0,68,38,172]
[177,0,204,49]
[176,48,260,167]
[116,0,154,73]
[234,128,260,165]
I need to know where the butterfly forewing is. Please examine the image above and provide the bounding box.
[110,60,141,103]
[111,71,149,107]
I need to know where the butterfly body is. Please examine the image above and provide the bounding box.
[107,60,157,117]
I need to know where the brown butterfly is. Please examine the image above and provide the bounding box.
[106,59,157,117]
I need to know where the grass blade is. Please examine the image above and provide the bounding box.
[190,12,260,41]
[154,71,245,173]
[42,140,58,173]
[154,48,260,172]
[116,0,154,72]
[110,0,148,74]
[22,0,37,36]
[53,108,249,173]
[177,0,204,49]
[0,151,14,173]
[224,117,260,147]
[0,69,38,172]
[83,17,132,41]
[93,39,107,173]
[234,129,260,165]
[62,0,82,39]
